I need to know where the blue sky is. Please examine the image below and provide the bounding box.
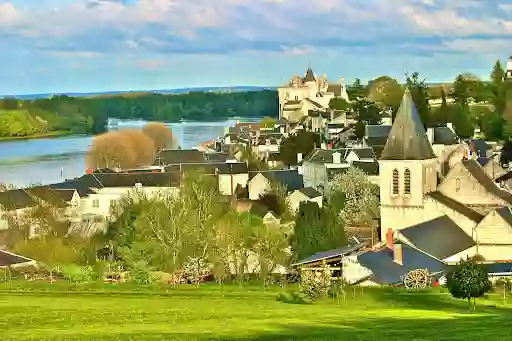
[1,0,512,95]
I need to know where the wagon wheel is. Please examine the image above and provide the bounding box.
[404,269,430,289]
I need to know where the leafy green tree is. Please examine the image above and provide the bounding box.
[347,78,367,99]
[260,116,277,129]
[368,76,403,111]
[406,72,431,127]
[446,257,491,310]
[491,60,506,86]
[279,131,320,166]
[291,202,347,261]
[352,99,382,138]
[329,98,351,111]
[451,104,475,138]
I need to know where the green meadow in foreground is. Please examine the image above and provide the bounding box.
[1,282,512,341]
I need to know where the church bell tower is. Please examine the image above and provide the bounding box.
[378,89,438,240]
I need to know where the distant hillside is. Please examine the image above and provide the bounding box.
[3,86,275,100]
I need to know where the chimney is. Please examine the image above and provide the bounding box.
[332,151,341,164]
[280,126,285,133]
[386,228,393,249]
[297,153,303,163]
[446,122,454,132]
[321,142,327,149]
[426,128,434,144]
[393,243,403,265]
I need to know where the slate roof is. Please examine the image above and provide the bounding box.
[351,148,375,160]
[427,191,484,223]
[433,126,458,145]
[164,163,220,174]
[304,98,323,109]
[468,139,490,157]
[297,187,321,198]
[0,189,37,211]
[462,159,512,205]
[303,67,316,82]
[250,170,304,192]
[153,149,206,166]
[217,162,249,175]
[477,156,491,166]
[357,243,448,285]
[0,250,34,267]
[352,161,379,176]
[293,243,366,266]
[25,186,76,208]
[399,215,476,260]
[381,89,436,160]
[365,125,391,138]
[484,262,512,274]
[249,202,273,218]
[326,84,343,97]
[304,148,349,164]
[92,172,181,188]
[496,170,512,183]
[49,178,97,197]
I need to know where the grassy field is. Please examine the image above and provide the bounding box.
[1,282,512,340]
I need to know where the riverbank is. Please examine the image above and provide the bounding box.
[0,130,73,142]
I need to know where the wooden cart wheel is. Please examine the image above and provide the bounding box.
[404,269,430,289]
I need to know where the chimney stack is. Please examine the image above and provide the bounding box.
[386,228,394,249]
[297,153,303,163]
[332,151,341,164]
[393,243,403,265]
[426,128,434,144]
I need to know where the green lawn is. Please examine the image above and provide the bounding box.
[1,282,512,340]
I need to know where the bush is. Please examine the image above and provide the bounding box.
[128,260,153,284]
[276,290,311,304]
[446,257,491,310]
[61,264,95,283]
[182,257,211,285]
[299,266,332,301]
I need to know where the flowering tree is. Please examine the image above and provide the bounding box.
[299,264,332,301]
[328,167,380,226]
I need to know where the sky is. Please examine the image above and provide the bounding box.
[1,0,512,95]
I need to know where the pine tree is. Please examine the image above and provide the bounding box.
[491,60,505,86]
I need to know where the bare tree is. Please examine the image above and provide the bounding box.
[122,129,156,166]
[86,132,137,169]
[142,122,176,151]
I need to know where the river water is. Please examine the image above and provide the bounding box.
[0,118,260,187]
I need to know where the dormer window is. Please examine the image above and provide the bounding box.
[392,169,399,195]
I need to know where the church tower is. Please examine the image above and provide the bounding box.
[378,89,438,240]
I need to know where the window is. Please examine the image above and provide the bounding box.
[392,169,399,195]
[455,177,461,192]
[92,199,100,208]
[110,200,117,207]
[295,96,298,100]
[404,168,411,195]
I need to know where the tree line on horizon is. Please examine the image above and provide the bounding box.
[335,59,512,141]
[0,90,279,139]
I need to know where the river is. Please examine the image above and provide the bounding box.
[0,118,261,187]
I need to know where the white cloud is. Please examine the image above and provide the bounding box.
[1,0,512,56]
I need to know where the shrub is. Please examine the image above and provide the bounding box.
[61,264,95,283]
[446,257,491,310]
[128,260,153,284]
[299,266,332,301]
[276,290,311,304]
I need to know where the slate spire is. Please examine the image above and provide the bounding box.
[304,67,316,82]
[380,88,436,160]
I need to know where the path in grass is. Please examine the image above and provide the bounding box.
[1,283,512,340]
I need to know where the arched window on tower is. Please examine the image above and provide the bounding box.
[455,177,461,192]
[392,169,399,195]
[404,168,411,195]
